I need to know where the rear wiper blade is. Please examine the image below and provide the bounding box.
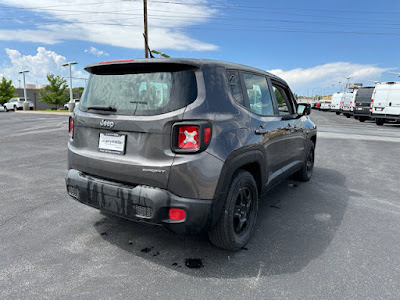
[130,101,148,104]
[86,106,117,112]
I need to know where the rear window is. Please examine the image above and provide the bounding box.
[79,70,197,116]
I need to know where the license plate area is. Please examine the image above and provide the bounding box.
[98,133,126,155]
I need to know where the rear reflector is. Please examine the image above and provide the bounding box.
[99,59,135,64]
[169,208,186,221]
[178,126,200,149]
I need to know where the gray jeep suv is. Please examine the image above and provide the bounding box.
[66,58,317,250]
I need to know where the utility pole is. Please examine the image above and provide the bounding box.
[143,0,149,58]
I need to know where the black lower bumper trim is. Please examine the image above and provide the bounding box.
[66,169,212,234]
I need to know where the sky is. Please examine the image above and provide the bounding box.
[0,0,400,96]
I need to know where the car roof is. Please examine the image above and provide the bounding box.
[84,58,286,85]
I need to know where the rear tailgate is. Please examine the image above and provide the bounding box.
[69,111,182,188]
[68,60,201,189]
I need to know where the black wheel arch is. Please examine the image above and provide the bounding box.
[209,147,266,229]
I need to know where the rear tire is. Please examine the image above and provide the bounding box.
[208,170,258,250]
[4,106,8,112]
[359,118,365,122]
[375,118,384,126]
[335,112,340,115]
[14,106,17,112]
[294,141,315,182]
[346,114,350,118]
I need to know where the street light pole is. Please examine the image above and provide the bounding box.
[19,70,29,111]
[62,62,78,112]
[143,0,149,58]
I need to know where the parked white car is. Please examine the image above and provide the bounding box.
[320,101,331,111]
[330,92,344,115]
[3,97,34,112]
[371,82,400,125]
[64,99,80,109]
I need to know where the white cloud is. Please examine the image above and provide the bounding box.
[268,62,388,94]
[0,47,86,87]
[0,0,218,51]
[84,46,109,57]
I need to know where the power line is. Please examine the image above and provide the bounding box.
[146,0,400,15]
[2,19,400,37]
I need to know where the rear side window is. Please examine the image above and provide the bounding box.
[271,82,295,115]
[79,70,197,116]
[243,73,274,116]
[226,70,244,106]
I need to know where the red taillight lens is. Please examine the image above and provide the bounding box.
[178,126,199,149]
[69,116,74,138]
[169,208,186,221]
[204,127,211,144]
[370,99,374,111]
[172,122,212,153]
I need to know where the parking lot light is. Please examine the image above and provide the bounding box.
[19,70,29,111]
[62,62,78,112]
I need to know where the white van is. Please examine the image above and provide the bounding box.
[330,92,344,115]
[342,92,355,118]
[371,82,400,125]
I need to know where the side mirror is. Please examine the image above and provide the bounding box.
[297,103,311,116]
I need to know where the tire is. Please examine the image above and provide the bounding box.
[14,106,17,112]
[375,118,384,126]
[346,114,350,118]
[335,112,341,115]
[208,170,258,250]
[4,106,8,112]
[294,141,315,182]
[359,118,365,122]
[30,107,33,110]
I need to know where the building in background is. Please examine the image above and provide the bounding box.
[14,86,80,110]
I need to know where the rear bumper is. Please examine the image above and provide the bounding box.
[353,108,370,117]
[371,114,400,120]
[65,169,213,234]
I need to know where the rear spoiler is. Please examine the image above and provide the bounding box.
[85,59,202,75]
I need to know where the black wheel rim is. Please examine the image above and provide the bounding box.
[306,148,314,178]
[233,185,253,235]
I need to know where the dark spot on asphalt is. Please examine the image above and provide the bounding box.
[100,231,107,236]
[172,262,178,266]
[242,247,248,250]
[153,251,160,257]
[185,258,204,269]
[141,246,154,253]
[128,240,133,245]
[288,183,298,188]
[270,204,280,209]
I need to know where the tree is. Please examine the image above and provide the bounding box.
[0,77,17,105]
[39,74,68,108]
[72,87,84,98]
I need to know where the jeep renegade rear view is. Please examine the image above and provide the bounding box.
[66,58,317,250]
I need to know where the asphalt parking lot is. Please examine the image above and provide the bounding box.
[1,110,399,299]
